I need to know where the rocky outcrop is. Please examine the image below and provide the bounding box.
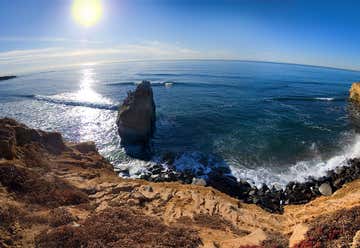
[0,76,16,81]
[117,80,156,158]
[349,82,360,103]
[0,118,65,159]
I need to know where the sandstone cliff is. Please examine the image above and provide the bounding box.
[0,118,359,248]
[350,82,360,103]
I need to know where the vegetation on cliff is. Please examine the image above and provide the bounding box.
[0,118,359,247]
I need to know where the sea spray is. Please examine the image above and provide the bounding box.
[229,133,360,187]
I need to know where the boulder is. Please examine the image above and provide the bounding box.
[318,182,332,196]
[191,177,207,186]
[349,82,360,103]
[117,80,156,158]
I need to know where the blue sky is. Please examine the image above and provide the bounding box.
[1,0,360,73]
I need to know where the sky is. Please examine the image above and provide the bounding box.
[1,0,360,74]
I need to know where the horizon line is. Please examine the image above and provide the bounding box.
[13,58,360,76]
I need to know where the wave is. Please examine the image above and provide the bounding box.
[148,132,360,188]
[267,96,346,102]
[20,94,119,110]
[137,72,250,80]
[229,134,360,187]
[276,79,348,87]
[106,82,136,86]
[106,80,242,90]
[106,81,175,87]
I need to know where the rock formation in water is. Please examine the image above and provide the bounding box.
[116,80,156,158]
[350,82,360,103]
[0,118,360,247]
[0,76,16,81]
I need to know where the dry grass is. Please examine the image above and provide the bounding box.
[294,206,360,248]
[0,162,88,207]
[35,207,202,248]
[48,208,78,227]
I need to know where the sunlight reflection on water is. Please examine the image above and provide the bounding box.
[73,68,117,143]
[76,68,111,104]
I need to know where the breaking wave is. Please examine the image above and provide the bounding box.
[267,96,346,102]
[149,133,360,188]
[20,94,119,110]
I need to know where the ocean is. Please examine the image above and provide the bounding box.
[1,60,360,187]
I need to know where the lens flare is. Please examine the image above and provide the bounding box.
[72,0,103,27]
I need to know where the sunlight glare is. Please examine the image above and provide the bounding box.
[76,68,110,103]
[72,0,103,27]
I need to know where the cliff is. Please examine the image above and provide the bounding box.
[0,118,359,248]
[350,82,360,103]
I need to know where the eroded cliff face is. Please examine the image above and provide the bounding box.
[350,82,360,103]
[0,118,359,248]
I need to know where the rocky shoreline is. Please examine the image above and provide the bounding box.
[133,154,360,213]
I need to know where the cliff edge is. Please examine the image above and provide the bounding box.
[0,118,359,248]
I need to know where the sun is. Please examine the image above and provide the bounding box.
[72,0,103,27]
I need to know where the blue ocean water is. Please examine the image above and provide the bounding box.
[1,60,360,186]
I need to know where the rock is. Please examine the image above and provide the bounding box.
[191,177,207,186]
[282,181,317,206]
[42,132,66,154]
[141,185,153,192]
[207,171,251,200]
[72,141,97,153]
[0,118,66,157]
[318,182,332,196]
[350,82,360,103]
[333,178,344,189]
[117,80,156,158]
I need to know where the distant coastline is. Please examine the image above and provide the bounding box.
[0,75,16,81]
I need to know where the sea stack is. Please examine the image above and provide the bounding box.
[349,82,360,103]
[116,80,156,158]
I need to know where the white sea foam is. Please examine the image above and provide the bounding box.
[314,97,335,101]
[32,94,118,110]
[229,134,360,187]
[146,133,360,188]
